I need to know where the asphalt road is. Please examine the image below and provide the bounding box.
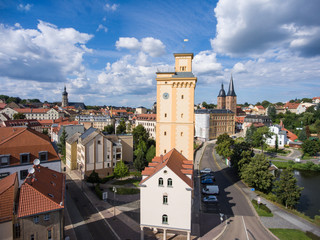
[199,143,275,240]
[65,174,117,240]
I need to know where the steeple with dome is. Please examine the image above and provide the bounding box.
[217,75,237,113]
[62,85,68,107]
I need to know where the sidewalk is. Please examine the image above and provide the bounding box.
[213,148,320,237]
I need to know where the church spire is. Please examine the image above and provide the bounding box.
[218,83,226,97]
[227,74,236,97]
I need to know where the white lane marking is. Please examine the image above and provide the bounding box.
[242,216,249,240]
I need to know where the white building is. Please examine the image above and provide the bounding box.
[135,114,156,139]
[140,149,193,240]
[76,114,114,131]
[296,102,316,114]
[194,113,210,141]
[266,125,289,148]
[0,107,62,120]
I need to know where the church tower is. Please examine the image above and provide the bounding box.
[226,75,237,113]
[62,85,68,107]
[217,83,226,109]
[155,53,197,161]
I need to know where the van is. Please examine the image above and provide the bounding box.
[295,158,301,163]
[202,185,219,195]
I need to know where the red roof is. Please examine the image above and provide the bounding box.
[312,97,320,100]
[255,105,264,109]
[284,102,300,109]
[136,114,156,121]
[13,108,49,113]
[235,116,245,123]
[18,165,65,218]
[0,103,6,109]
[0,173,18,223]
[279,121,298,142]
[140,148,193,188]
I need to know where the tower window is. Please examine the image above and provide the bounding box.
[181,113,183,118]
[163,195,168,204]
[162,214,168,224]
[180,66,186,71]
[164,113,167,118]
[181,132,183,136]
[181,95,184,99]
[164,149,167,154]
[164,131,167,136]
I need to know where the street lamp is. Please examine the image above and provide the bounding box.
[113,186,117,216]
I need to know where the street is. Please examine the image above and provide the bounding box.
[199,143,275,240]
[65,174,118,240]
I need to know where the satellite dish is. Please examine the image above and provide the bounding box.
[28,168,35,174]
[34,159,40,166]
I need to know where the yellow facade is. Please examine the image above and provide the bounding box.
[156,53,197,161]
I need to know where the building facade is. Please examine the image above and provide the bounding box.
[155,53,197,161]
[135,114,156,139]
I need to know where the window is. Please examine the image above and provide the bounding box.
[162,214,168,224]
[14,223,20,238]
[168,178,173,187]
[33,216,39,224]
[164,131,166,136]
[31,234,34,240]
[163,195,168,204]
[181,95,184,99]
[97,140,101,144]
[180,132,183,136]
[180,66,186,71]
[39,151,48,162]
[158,178,163,186]
[20,170,28,180]
[48,229,52,240]
[181,113,183,118]
[20,153,30,164]
[164,149,167,154]
[164,113,167,118]
[44,214,50,221]
[0,155,10,166]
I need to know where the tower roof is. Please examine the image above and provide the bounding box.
[227,75,236,96]
[62,85,68,96]
[218,83,226,97]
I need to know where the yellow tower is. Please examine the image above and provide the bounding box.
[155,53,197,161]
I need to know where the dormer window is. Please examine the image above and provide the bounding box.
[39,151,48,162]
[20,153,30,164]
[0,155,10,166]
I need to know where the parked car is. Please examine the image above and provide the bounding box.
[201,178,215,184]
[201,173,215,181]
[200,168,212,174]
[295,158,301,163]
[203,195,218,203]
[202,185,219,195]
[201,176,215,182]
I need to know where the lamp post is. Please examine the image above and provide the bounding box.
[113,187,117,216]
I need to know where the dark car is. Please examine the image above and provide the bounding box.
[203,195,218,203]
[201,178,214,184]
[201,173,215,181]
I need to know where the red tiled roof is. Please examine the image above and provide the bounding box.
[18,165,65,218]
[38,120,54,125]
[0,103,6,109]
[279,121,298,142]
[0,127,60,166]
[284,102,300,109]
[312,97,320,100]
[255,105,264,109]
[0,173,18,223]
[3,119,41,127]
[140,148,193,188]
[136,114,156,121]
[235,116,245,123]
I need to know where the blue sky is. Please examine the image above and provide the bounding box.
[0,0,320,107]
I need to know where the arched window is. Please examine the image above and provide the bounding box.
[167,178,172,187]
[159,178,163,186]
[162,214,168,224]
[181,113,183,118]
[181,95,184,99]
[163,194,168,204]
[164,131,167,136]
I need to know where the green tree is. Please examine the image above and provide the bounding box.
[114,160,129,179]
[230,141,252,170]
[116,120,126,134]
[146,145,156,162]
[245,124,257,145]
[261,100,271,108]
[275,134,279,153]
[267,105,277,121]
[13,112,26,119]
[240,154,274,193]
[134,140,147,157]
[216,140,234,159]
[132,125,149,145]
[126,122,132,133]
[314,119,320,138]
[134,149,146,171]
[274,168,303,208]
[306,125,311,138]
[298,128,307,141]
[87,170,100,185]
[301,112,315,126]
[238,150,253,174]
[252,126,272,152]
[301,139,320,156]
[57,128,68,158]
[103,125,115,134]
[216,133,234,145]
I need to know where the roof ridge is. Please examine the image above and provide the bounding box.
[0,127,27,145]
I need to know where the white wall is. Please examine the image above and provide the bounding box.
[195,114,209,141]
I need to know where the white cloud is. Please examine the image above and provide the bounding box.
[0,21,93,82]
[193,51,222,74]
[104,3,119,11]
[212,0,320,57]
[232,62,246,74]
[96,24,108,33]
[115,37,166,57]
[17,3,32,12]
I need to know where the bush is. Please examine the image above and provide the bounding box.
[306,231,320,240]
[130,171,142,177]
[266,193,278,202]
[252,199,272,213]
[87,170,100,184]
[100,175,114,184]
[314,215,320,225]
[95,184,103,199]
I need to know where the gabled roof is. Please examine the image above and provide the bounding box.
[283,102,300,109]
[255,105,265,109]
[18,165,65,218]
[66,132,81,144]
[0,173,18,223]
[140,148,193,188]
[136,114,156,121]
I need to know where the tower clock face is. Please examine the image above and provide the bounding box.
[163,92,169,99]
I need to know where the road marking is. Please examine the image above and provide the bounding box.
[242,216,249,240]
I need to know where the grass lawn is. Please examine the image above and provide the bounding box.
[109,187,140,195]
[269,229,312,240]
[113,178,140,187]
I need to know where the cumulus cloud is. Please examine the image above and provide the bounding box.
[104,3,119,11]
[96,24,108,32]
[193,51,222,74]
[0,21,93,82]
[17,3,32,12]
[212,0,320,57]
[115,37,166,57]
[232,62,247,74]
